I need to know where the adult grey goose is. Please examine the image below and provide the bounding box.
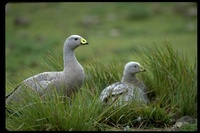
[6,35,88,104]
[99,61,149,106]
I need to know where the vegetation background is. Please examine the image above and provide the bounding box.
[5,2,197,131]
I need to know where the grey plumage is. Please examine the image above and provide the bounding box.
[99,61,149,106]
[6,35,88,104]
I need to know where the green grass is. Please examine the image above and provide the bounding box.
[179,122,197,131]
[6,3,197,81]
[140,42,197,118]
[6,2,197,131]
[6,42,197,131]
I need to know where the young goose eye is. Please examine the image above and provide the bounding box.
[74,38,78,41]
[134,65,137,68]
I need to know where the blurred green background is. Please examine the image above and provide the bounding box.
[5,2,197,94]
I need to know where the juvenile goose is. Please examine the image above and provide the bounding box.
[99,61,149,106]
[6,35,88,104]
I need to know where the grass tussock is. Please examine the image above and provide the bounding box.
[6,87,103,131]
[6,41,197,131]
[137,41,197,118]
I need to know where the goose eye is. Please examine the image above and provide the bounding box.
[74,38,78,41]
[134,65,137,68]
